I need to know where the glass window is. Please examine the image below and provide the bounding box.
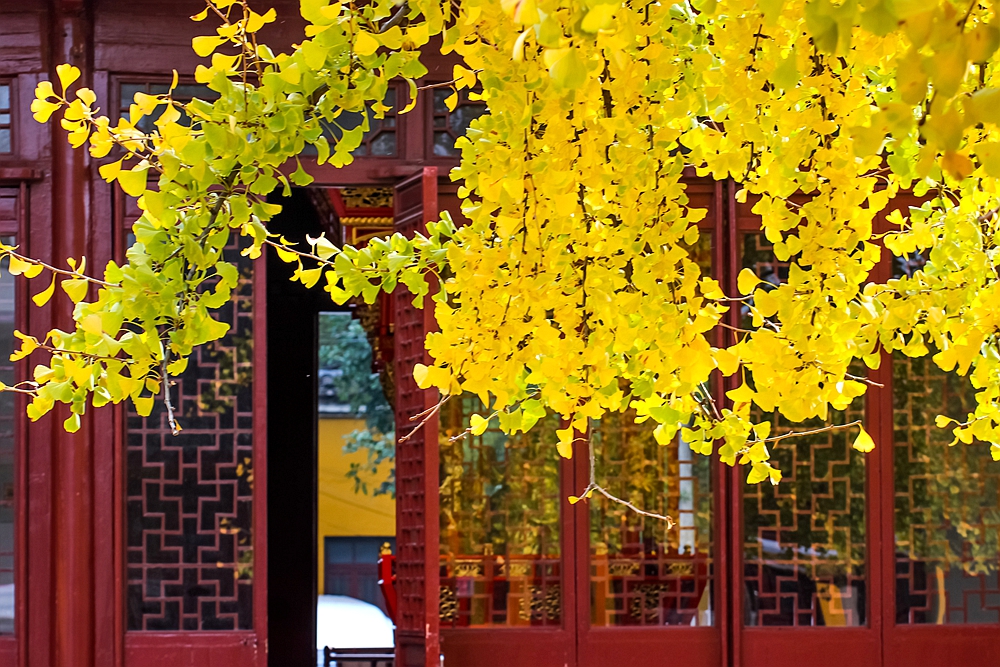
[303,88,399,159]
[439,397,562,627]
[118,81,217,135]
[431,89,486,158]
[589,414,714,626]
[0,236,16,635]
[893,354,1000,624]
[740,233,868,627]
[0,83,11,154]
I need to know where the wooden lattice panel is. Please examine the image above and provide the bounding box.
[125,240,255,631]
[740,232,867,627]
[393,169,440,667]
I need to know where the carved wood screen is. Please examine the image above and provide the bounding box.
[116,187,266,667]
[125,235,256,631]
[393,168,441,667]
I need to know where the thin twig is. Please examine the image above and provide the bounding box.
[161,353,181,436]
[399,394,448,444]
[760,419,862,445]
[574,423,676,527]
[379,1,408,32]
[845,373,883,388]
[5,251,115,288]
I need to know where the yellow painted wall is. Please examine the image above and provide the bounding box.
[317,417,396,594]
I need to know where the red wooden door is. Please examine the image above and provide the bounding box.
[729,193,883,667]
[115,189,268,667]
[393,167,443,667]
[572,179,724,667]
[869,195,1000,667]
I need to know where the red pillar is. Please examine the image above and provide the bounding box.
[48,2,96,666]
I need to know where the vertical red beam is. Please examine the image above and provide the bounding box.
[723,179,741,667]
[710,179,732,667]
[253,222,269,667]
[393,168,440,667]
[48,2,95,667]
[869,205,896,667]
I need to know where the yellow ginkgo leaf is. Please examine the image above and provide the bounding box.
[852,425,875,453]
[354,31,380,57]
[737,268,760,295]
[470,413,489,435]
[32,275,56,307]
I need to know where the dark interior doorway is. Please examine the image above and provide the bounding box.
[266,189,327,667]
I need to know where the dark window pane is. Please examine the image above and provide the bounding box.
[433,132,458,157]
[433,89,450,114]
[369,132,395,157]
[120,83,146,108]
[0,131,9,155]
[0,85,9,109]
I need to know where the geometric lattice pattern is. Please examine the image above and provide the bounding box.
[893,354,1000,624]
[125,240,254,631]
[742,405,867,627]
[741,232,867,627]
[589,412,713,627]
[0,232,16,635]
[438,397,562,627]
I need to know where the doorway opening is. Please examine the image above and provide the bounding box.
[266,188,396,667]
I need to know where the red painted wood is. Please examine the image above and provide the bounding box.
[49,4,97,667]
[253,235,269,667]
[124,632,261,667]
[393,167,441,667]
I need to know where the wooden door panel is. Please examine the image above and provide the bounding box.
[573,177,725,667]
[394,168,441,667]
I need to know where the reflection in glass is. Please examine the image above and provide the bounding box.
[118,82,217,135]
[894,355,1000,624]
[740,232,867,627]
[302,88,398,158]
[439,397,562,627]
[589,414,714,626]
[0,239,15,634]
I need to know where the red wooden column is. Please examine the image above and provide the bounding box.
[393,167,441,667]
[46,2,98,667]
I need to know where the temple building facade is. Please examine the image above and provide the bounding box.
[2,2,1000,667]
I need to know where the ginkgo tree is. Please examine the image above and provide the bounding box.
[16,0,1000,502]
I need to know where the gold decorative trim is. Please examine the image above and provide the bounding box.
[340,185,393,209]
[341,216,394,226]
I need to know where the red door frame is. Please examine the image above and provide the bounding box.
[0,177,34,667]
[110,183,269,667]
